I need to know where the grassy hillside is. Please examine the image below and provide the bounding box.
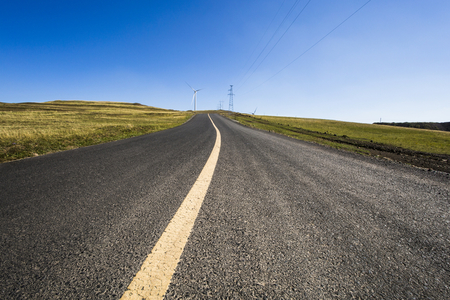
[0,100,192,163]
[226,113,450,172]
[257,115,450,155]
[375,122,450,132]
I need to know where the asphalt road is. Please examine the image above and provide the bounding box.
[1,114,449,299]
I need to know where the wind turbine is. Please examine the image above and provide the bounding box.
[186,82,202,111]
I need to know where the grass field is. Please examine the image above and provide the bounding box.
[228,113,450,156]
[2,102,449,168]
[0,100,192,163]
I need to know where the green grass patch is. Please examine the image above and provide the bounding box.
[226,113,450,155]
[0,100,192,163]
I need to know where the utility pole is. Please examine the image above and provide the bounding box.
[228,85,234,112]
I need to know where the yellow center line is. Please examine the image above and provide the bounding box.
[121,114,221,300]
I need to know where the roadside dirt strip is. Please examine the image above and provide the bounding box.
[1,114,449,299]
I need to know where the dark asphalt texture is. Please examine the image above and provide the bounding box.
[165,115,450,299]
[1,114,450,299]
[0,114,215,299]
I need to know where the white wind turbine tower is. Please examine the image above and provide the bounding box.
[186,82,202,111]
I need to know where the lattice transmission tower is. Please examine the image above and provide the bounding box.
[228,85,234,112]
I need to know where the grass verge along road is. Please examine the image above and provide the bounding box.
[226,113,450,173]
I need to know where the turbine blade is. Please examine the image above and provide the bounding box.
[185,82,195,91]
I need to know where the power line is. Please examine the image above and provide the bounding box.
[236,0,303,90]
[237,0,288,81]
[243,0,372,94]
[238,0,312,90]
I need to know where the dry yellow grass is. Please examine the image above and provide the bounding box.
[0,100,192,162]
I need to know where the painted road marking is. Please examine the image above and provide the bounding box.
[121,114,221,300]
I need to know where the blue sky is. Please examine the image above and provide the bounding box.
[1,0,449,123]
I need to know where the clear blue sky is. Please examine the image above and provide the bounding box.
[1,0,449,123]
